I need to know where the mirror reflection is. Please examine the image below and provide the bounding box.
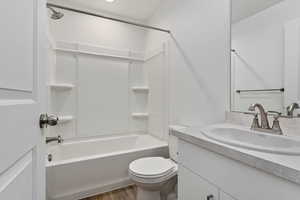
[231,0,300,117]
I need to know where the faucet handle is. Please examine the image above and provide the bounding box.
[268,111,283,135]
[287,103,300,117]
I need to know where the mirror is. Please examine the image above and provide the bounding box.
[231,0,300,116]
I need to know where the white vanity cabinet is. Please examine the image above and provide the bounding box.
[179,166,219,200]
[178,139,300,200]
[179,165,235,200]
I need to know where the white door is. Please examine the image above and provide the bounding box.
[0,0,46,200]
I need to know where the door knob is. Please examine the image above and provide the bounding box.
[39,114,59,128]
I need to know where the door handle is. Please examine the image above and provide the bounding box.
[39,114,59,128]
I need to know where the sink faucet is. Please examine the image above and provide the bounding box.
[248,103,270,129]
[46,135,63,144]
[248,104,283,135]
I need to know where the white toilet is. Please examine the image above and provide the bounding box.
[129,134,179,200]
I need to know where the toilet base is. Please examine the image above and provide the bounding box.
[136,187,177,200]
[135,176,177,200]
[167,192,177,200]
[136,187,161,200]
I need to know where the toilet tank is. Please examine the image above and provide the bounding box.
[169,125,187,162]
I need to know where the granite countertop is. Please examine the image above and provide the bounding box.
[170,124,300,185]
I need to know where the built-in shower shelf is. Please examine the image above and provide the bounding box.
[132,113,149,118]
[49,83,75,90]
[58,115,74,123]
[132,87,149,92]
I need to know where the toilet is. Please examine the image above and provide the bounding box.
[129,133,179,200]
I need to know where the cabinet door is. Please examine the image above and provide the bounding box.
[220,192,236,200]
[178,166,219,200]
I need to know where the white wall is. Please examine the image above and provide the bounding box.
[231,0,300,112]
[232,0,284,23]
[146,0,231,128]
[49,9,147,52]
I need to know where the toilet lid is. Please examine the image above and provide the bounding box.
[129,157,175,178]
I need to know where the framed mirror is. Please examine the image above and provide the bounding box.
[230,0,300,116]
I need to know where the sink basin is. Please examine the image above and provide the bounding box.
[201,124,300,155]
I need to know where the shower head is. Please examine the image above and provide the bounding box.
[48,6,64,20]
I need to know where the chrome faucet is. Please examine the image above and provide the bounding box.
[248,103,270,129]
[286,103,300,117]
[46,135,63,144]
[248,103,283,135]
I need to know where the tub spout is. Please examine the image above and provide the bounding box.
[46,135,63,144]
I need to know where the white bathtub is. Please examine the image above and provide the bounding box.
[46,134,168,200]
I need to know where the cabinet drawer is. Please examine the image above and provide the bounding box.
[178,165,219,200]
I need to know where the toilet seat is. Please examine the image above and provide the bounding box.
[129,157,178,184]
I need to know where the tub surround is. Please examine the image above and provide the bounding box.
[171,124,300,185]
[48,40,167,140]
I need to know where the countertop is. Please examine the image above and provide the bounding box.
[170,124,300,185]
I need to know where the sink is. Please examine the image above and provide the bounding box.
[201,124,300,155]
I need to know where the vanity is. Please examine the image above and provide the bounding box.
[171,123,300,200]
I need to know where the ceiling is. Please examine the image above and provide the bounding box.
[48,0,162,21]
[232,0,284,23]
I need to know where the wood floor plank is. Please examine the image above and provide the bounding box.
[81,186,136,200]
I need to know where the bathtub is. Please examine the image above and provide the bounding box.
[46,134,168,200]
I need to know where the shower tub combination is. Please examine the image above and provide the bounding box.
[46,134,168,200]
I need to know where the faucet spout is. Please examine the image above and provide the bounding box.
[248,103,270,129]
